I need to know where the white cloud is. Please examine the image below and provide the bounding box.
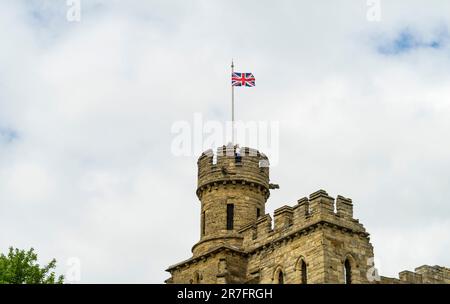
[5,162,54,202]
[0,0,449,282]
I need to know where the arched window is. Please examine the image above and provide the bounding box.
[344,259,352,284]
[278,270,284,284]
[296,257,307,284]
[301,260,307,284]
[273,266,285,284]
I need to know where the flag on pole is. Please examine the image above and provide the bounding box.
[232,72,255,87]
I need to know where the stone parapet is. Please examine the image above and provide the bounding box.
[239,190,368,251]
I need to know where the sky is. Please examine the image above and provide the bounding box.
[0,0,449,283]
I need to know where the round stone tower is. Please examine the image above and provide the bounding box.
[192,144,271,256]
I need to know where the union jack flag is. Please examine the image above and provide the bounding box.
[232,72,255,87]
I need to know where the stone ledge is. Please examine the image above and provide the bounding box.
[246,219,370,255]
[166,244,247,273]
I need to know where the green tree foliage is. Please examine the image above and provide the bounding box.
[0,247,64,284]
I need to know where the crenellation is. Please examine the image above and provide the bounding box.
[399,270,422,283]
[238,194,371,254]
[295,197,309,216]
[256,214,273,240]
[274,205,294,232]
[380,265,450,284]
[414,265,450,283]
[309,190,335,216]
[197,145,270,196]
[239,223,256,248]
[167,146,449,284]
[336,195,353,219]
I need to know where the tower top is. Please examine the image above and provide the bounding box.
[196,144,270,200]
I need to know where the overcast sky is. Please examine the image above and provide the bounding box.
[1,0,449,283]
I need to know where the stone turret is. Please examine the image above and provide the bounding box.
[165,146,449,284]
[192,144,271,256]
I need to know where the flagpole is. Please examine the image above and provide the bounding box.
[231,60,235,145]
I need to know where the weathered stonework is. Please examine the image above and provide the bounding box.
[380,265,450,284]
[165,145,449,284]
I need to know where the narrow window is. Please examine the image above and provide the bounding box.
[278,271,284,284]
[344,259,352,284]
[256,208,261,218]
[226,204,234,230]
[201,211,206,236]
[301,260,307,284]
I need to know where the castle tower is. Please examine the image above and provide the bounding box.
[165,145,377,284]
[193,144,272,256]
[166,145,448,284]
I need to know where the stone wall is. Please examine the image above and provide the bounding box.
[193,145,270,256]
[167,189,377,284]
[240,190,374,284]
[167,247,248,284]
[246,229,326,283]
[380,265,450,284]
[165,147,449,284]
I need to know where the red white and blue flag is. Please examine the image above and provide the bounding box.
[232,72,255,87]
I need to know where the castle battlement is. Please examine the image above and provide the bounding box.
[166,146,449,284]
[239,190,368,251]
[197,145,270,200]
[381,265,450,284]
